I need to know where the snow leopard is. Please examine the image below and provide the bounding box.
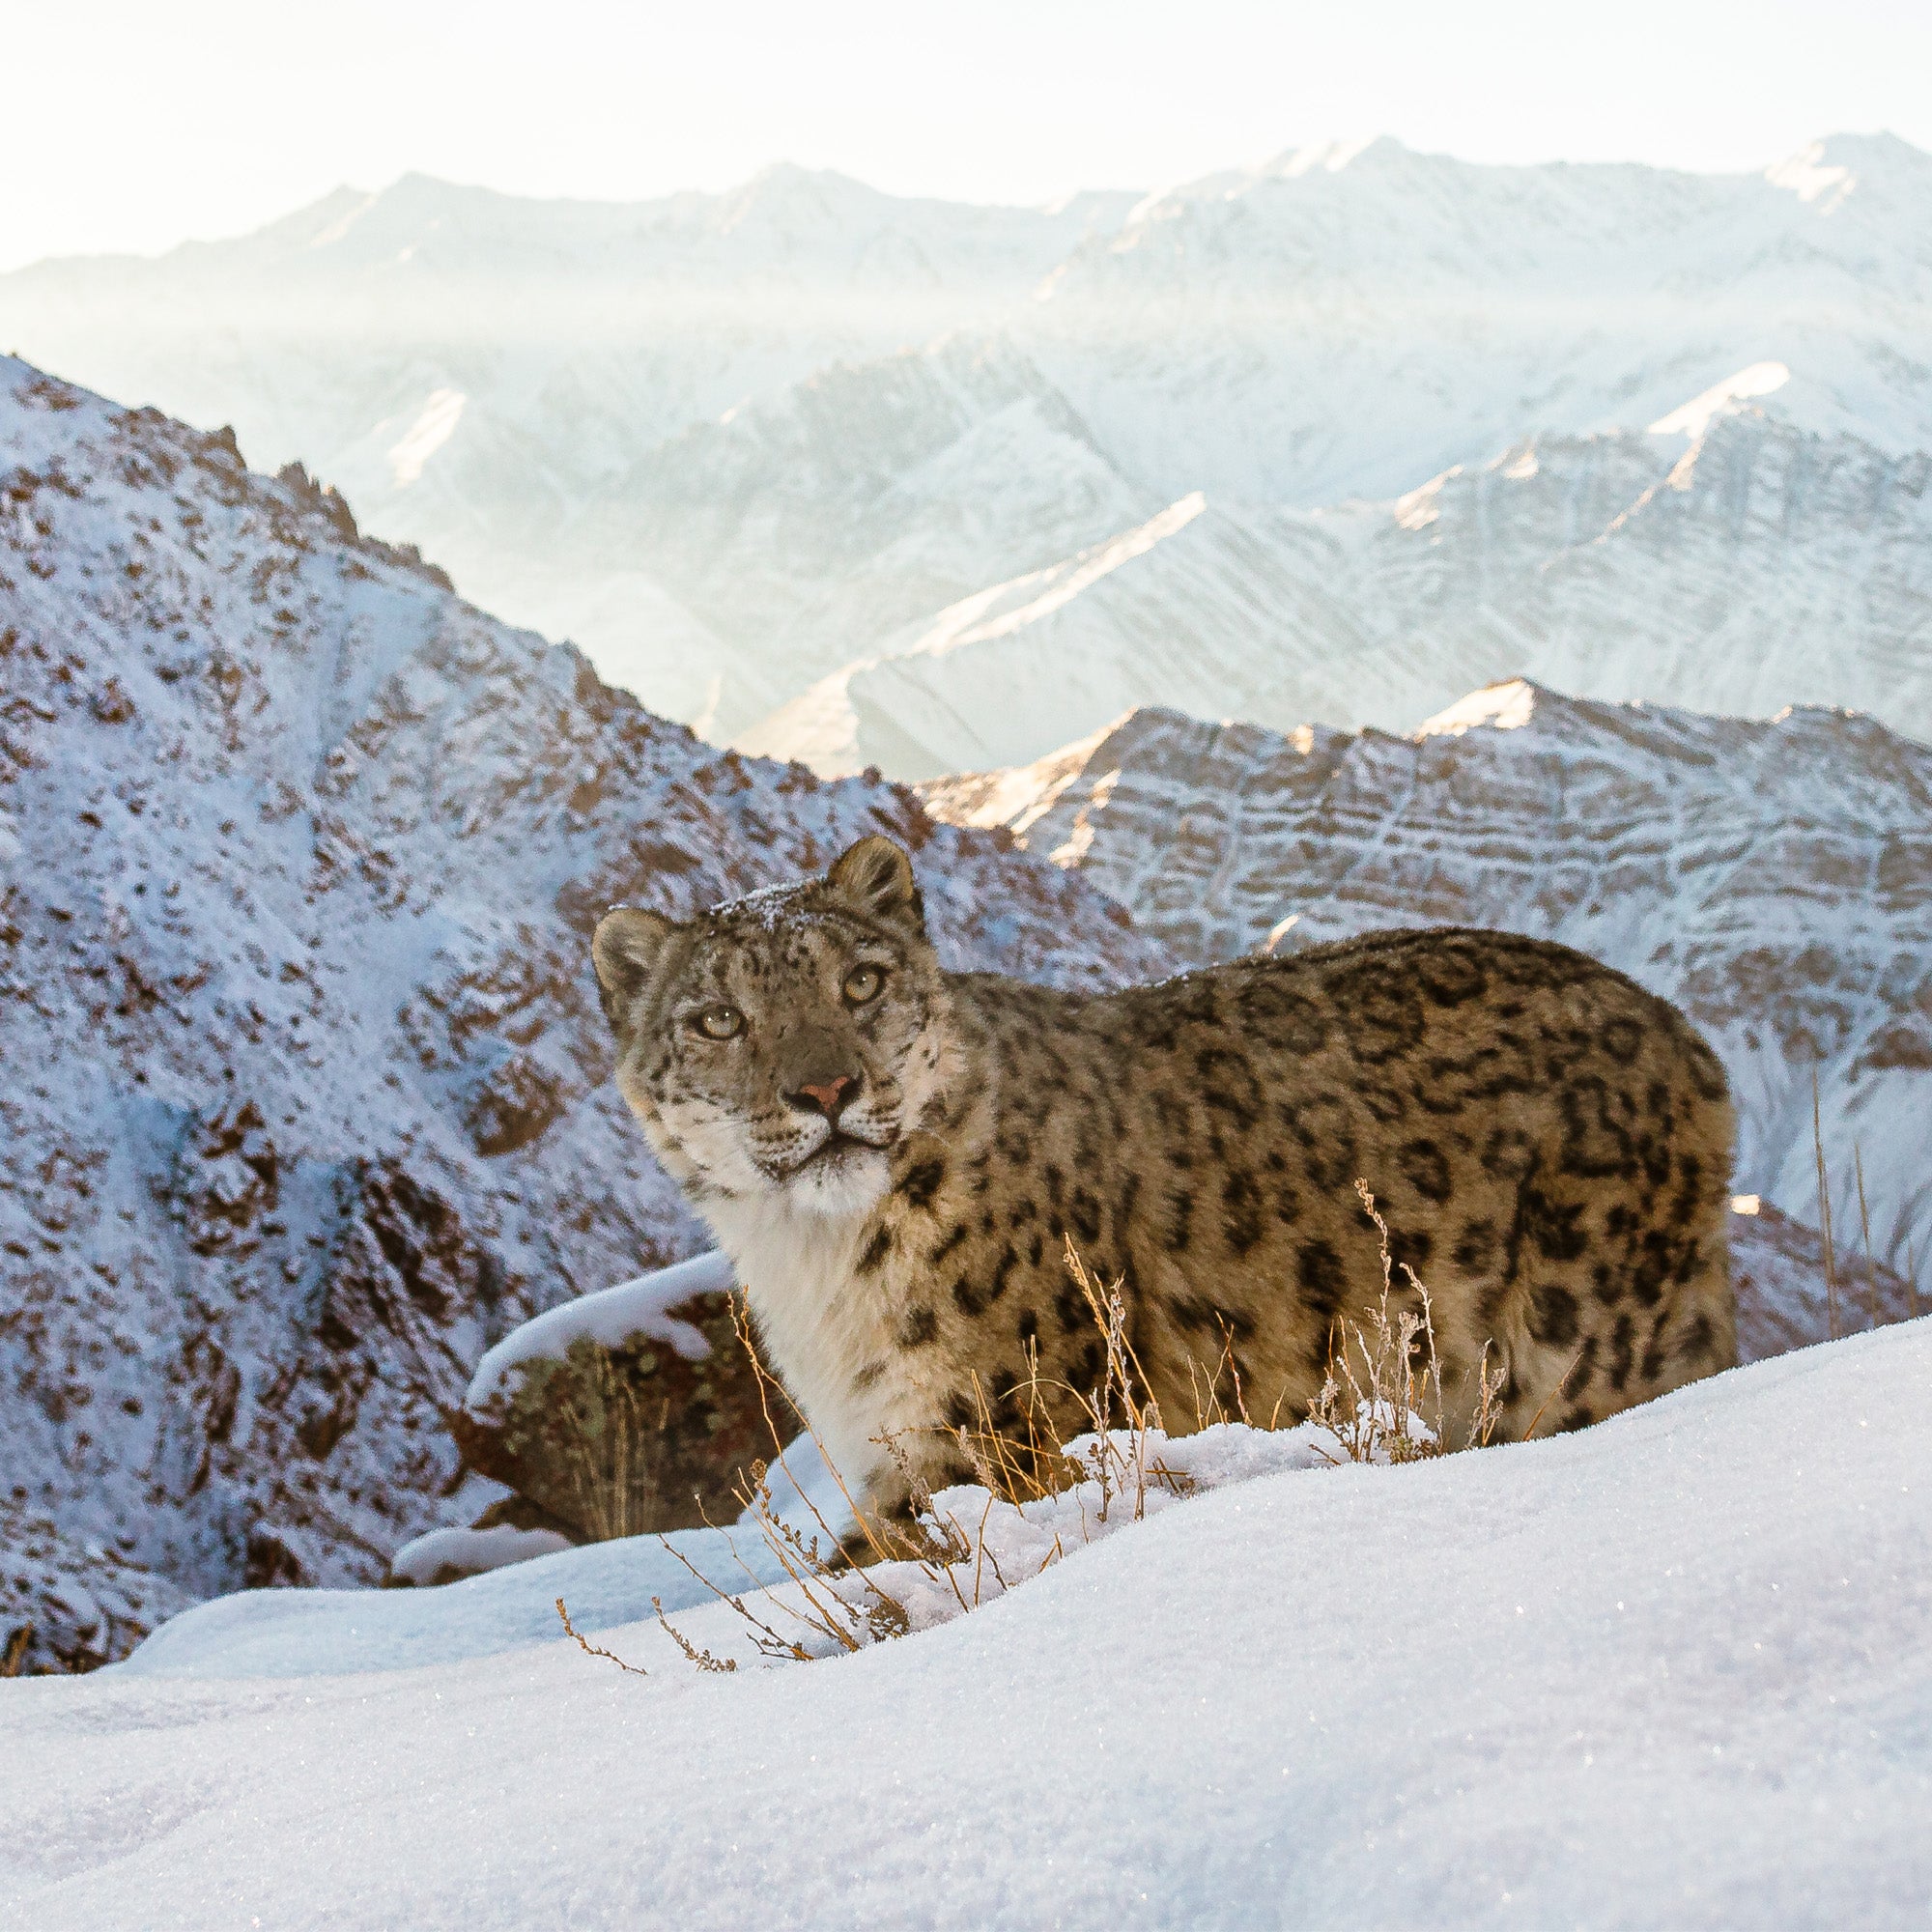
[593,836,1736,1511]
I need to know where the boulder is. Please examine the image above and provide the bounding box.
[436,1254,797,1555]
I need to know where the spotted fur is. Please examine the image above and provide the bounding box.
[594,838,1737,1508]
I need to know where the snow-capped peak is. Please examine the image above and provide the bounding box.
[1767,128,1928,208]
[1646,360,1791,437]
[1415,679,1541,737]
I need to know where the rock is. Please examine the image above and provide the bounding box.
[0,1502,194,1675]
[446,1281,795,1548]
[923,685,1932,1284]
[1730,1196,1921,1363]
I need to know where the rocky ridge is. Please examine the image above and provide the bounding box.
[923,683,1932,1281]
[0,357,1166,1669]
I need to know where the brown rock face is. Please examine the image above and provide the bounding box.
[924,685,1932,1287]
[446,1290,795,1546]
[1730,1200,1921,1363]
[0,355,1166,1669]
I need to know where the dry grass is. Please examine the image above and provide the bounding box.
[638,1242,1193,1669]
[554,1347,655,1545]
[1812,1068,1842,1340]
[554,1595,649,1675]
[1809,1076,1922,1332]
[1306,1179,1509,1463]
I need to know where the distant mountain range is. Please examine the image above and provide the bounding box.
[3,134,1929,760]
[0,356,1160,1669]
[741,411,1932,777]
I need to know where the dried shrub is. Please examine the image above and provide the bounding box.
[647,1241,1192,1668]
[1307,1179,1511,1463]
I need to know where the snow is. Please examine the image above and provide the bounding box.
[1416,677,1539,737]
[121,1434,848,1681]
[1646,359,1790,437]
[5,1320,1927,1927]
[386,386,466,487]
[116,1526,777,1682]
[464,1250,736,1411]
[826,1422,1336,1647]
[385,1523,573,1588]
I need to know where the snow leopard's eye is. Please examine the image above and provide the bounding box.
[692,1003,744,1040]
[842,964,885,1006]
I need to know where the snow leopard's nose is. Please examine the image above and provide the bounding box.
[792,1072,860,1119]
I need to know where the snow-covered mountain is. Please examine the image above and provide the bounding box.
[0,357,1165,1671]
[3,135,1928,747]
[923,682,1932,1282]
[743,408,1932,778]
[1024,131,1932,503]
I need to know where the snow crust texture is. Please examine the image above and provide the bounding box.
[4,1318,1926,1928]
[923,684,1932,1286]
[0,359,1166,1669]
[2,138,1929,753]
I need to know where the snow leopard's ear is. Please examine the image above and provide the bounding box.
[593,906,677,1034]
[825,836,925,937]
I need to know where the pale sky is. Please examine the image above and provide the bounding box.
[4,0,1928,271]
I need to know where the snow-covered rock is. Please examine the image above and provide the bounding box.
[923,684,1932,1280]
[4,136,1929,743]
[463,1250,734,1411]
[5,1316,1927,1925]
[442,1251,789,1557]
[0,356,1167,1669]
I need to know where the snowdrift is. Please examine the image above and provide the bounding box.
[4,1320,1926,1929]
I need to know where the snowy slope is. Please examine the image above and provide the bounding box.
[3,136,1928,738]
[744,409,1932,778]
[4,1318,1927,1928]
[0,356,1167,1670]
[923,684,1932,1280]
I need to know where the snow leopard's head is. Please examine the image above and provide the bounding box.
[593,838,952,1218]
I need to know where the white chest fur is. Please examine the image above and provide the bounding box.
[705,1192,928,1498]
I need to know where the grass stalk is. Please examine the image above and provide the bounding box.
[1854,1143,1877,1333]
[1812,1067,1839,1340]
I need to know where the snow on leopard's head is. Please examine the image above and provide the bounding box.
[593,838,951,1220]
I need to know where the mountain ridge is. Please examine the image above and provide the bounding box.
[739,404,1932,777]
[921,680,1932,1285]
[3,132,1928,753]
[0,354,1165,1670]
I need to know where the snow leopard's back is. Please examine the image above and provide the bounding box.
[910,925,1736,1461]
